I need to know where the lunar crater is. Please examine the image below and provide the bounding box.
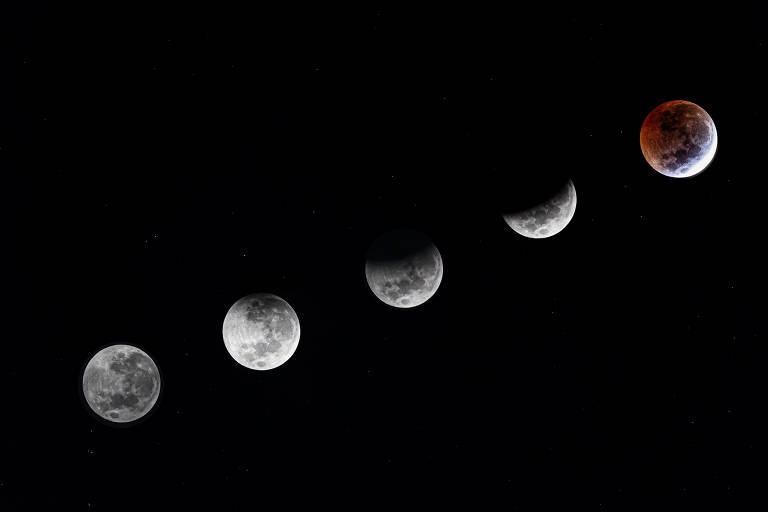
[365,230,443,308]
[503,179,577,239]
[640,100,717,178]
[82,345,161,424]
[223,293,300,370]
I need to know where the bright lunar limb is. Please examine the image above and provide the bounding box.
[640,100,717,178]
[365,229,443,308]
[503,179,577,239]
[82,345,161,423]
[222,293,300,370]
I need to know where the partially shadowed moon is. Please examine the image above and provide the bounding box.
[222,293,300,370]
[82,345,161,423]
[365,229,443,308]
[503,179,576,239]
[640,100,717,178]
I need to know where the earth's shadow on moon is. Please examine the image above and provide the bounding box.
[639,99,718,180]
[221,293,301,371]
[363,228,443,308]
[78,343,164,428]
[365,229,437,265]
[650,142,718,181]
[489,172,575,219]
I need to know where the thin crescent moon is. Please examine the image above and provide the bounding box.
[679,122,717,179]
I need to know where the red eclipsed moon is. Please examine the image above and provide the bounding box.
[640,100,717,178]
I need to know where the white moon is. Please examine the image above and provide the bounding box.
[222,293,300,370]
[503,179,577,239]
[364,229,443,308]
[82,344,161,423]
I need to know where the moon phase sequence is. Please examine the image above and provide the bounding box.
[503,179,577,239]
[222,293,301,370]
[640,100,717,178]
[365,229,443,308]
[79,99,720,422]
[82,345,161,423]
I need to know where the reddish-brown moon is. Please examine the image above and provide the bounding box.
[640,100,717,178]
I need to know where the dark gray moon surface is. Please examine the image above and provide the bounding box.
[222,293,301,370]
[365,229,443,308]
[82,345,161,423]
[503,179,577,239]
[640,100,717,178]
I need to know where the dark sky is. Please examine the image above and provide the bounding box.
[2,4,767,510]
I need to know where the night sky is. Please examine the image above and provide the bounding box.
[2,4,767,510]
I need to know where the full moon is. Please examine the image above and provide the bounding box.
[503,179,577,239]
[222,293,300,370]
[82,345,161,423]
[640,100,717,178]
[365,229,443,308]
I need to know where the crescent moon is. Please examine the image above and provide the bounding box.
[503,179,577,239]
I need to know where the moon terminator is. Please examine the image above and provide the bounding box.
[640,100,717,178]
[503,179,577,239]
[365,229,443,308]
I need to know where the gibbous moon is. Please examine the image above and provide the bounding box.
[82,345,161,423]
[503,179,577,239]
[640,100,717,178]
[365,229,443,308]
[222,293,300,370]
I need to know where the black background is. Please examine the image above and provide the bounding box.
[2,4,767,510]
